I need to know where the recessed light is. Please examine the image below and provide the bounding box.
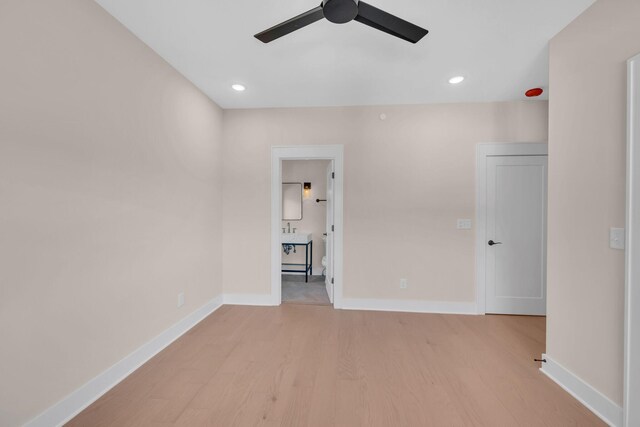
[449,76,465,85]
[231,84,246,92]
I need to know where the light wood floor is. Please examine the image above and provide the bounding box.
[68,305,604,426]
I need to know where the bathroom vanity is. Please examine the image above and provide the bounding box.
[281,232,313,282]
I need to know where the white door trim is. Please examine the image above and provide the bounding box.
[624,53,640,427]
[475,143,548,315]
[271,145,344,308]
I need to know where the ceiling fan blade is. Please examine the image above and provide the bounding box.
[254,6,325,43]
[354,1,428,44]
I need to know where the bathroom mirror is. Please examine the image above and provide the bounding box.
[282,182,303,221]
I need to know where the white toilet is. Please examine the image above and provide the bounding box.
[321,235,328,276]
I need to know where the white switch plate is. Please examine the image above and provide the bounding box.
[610,228,625,250]
[400,279,408,289]
[457,219,472,230]
[178,292,185,307]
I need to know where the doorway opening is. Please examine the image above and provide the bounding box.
[281,160,332,305]
[271,145,344,308]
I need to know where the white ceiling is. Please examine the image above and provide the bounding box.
[94,0,595,109]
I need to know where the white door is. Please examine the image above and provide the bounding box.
[485,155,548,315]
[325,162,335,303]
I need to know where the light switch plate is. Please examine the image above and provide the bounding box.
[457,219,472,230]
[610,228,625,250]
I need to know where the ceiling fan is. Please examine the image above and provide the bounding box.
[254,0,428,44]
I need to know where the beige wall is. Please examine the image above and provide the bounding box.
[222,102,548,300]
[0,0,224,425]
[282,160,330,272]
[547,0,640,406]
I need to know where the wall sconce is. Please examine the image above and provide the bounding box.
[303,182,312,199]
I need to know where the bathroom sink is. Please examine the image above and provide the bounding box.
[281,232,312,244]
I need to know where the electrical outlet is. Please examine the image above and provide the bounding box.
[177,292,185,308]
[400,279,408,289]
[610,228,625,250]
[457,219,472,230]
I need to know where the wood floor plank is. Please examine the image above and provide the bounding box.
[68,306,606,427]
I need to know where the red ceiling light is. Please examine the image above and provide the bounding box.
[526,88,544,97]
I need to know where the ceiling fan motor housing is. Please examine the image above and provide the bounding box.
[322,0,359,24]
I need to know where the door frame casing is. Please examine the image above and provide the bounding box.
[325,162,335,303]
[475,143,548,314]
[624,53,640,427]
[271,145,344,308]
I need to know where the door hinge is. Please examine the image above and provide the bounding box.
[331,172,335,179]
[331,277,334,284]
[331,225,334,232]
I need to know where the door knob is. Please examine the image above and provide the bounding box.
[488,240,502,246]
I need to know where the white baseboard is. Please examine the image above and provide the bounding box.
[540,354,623,427]
[223,293,275,306]
[340,298,478,315]
[26,295,224,427]
[220,295,476,315]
